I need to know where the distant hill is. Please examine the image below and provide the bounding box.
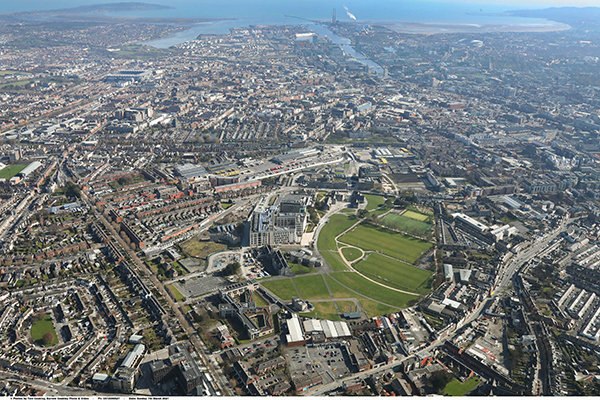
[13,2,174,16]
[506,7,600,29]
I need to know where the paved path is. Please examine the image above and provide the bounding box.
[332,219,421,296]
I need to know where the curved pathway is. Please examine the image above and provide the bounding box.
[332,218,421,296]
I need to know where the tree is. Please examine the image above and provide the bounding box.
[357,209,369,219]
[222,262,240,276]
[427,370,453,394]
[42,331,54,346]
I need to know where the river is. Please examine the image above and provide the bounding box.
[142,22,384,75]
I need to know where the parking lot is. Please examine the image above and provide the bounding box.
[283,343,351,385]
[173,275,229,298]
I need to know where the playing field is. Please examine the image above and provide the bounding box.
[364,194,386,211]
[294,275,331,300]
[339,223,432,264]
[403,210,430,221]
[382,213,432,235]
[341,247,362,263]
[317,214,357,250]
[321,251,348,271]
[261,279,299,301]
[0,164,26,180]
[328,272,417,309]
[31,315,58,346]
[355,253,431,293]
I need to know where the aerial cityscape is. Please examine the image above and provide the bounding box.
[2,0,600,397]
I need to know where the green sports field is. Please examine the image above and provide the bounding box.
[403,210,430,221]
[317,214,357,250]
[355,253,431,293]
[0,164,26,180]
[339,223,432,264]
[382,213,432,235]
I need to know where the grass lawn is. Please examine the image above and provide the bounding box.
[328,272,417,309]
[168,284,185,301]
[341,247,362,263]
[382,213,432,235]
[335,300,356,313]
[0,164,26,179]
[220,202,233,209]
[179,240,226,259]
[289,260,315,275]
[371,206,391,216]
[444,377,481,396]
[364,194,386,211]
[325,275,356,299]
[355,253,431,293]
[300,301,341,321]
[31,315,58,346]
[317,214,357,250]
[261,279,299,301]
[253,292,269,307]
[339,223,432,264]
[358,297,399,317]
[321,251,348,271]
[294,275,331,300]
[403,210,430,221]
[325,275,405,317]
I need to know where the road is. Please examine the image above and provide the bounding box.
[306,217,572,396]
[82,189,233,396]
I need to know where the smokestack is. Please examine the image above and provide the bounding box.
[332,8,336,24]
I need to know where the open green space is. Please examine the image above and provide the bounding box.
[289,259,315,275]
[341,247,362,263]
[300,301,341,321]
[443,377,481,396]
[328,272,417,309]
[294,275,331,300]
[325,275,357,299]
[371,206,391,216]
[364,194,386,211]
[336,300,356,313]
[179,240,226,260]
[403,210,430,221]
[261,279,299,301]
[31,315,58,346]
[317,214,357,250]
[0,164,27,180]
[355,253,431,293]
[168,284,185,301]
[321,251,348,271]
[382,213,432,235]
[220,202,233,209]
[0,70,25,76]
[325,275,403,317]
[339,223,431,264]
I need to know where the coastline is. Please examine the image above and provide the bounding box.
[380,20,572,34]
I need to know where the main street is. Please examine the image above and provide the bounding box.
[306,216,571,396]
